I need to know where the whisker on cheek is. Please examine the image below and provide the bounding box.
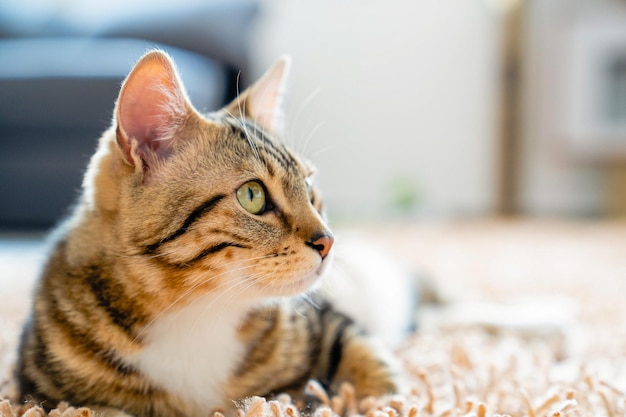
[188,278,259,333]
[132,255,277,343]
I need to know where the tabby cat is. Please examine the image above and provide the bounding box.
[17,51,409,417]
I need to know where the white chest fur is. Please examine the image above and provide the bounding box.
[129,295,251,412]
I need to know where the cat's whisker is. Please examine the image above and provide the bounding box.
[236,77,263,163]
[117,244,278,264]
[288,87,321,152]
[149,253,277,312]
[224,105,261,162]
[187,275,258,333]
[259,261,305,300]
[291,296,309,320]
[132,247,292,343]
[210,253,280,272]
[131,259,270,344]
[299,120,328,159]
[232,274,281,333]
[187,268,275,332]
[287,272,301,297]
[108,249,150,259]
[250,111,271,171]
[108,247,182,261]
[218,273,266,309]
[319,256,355,301]
[301,291,321,310]
[307,144,336,161]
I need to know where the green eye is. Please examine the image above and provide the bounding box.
[237,181,266,214]
[305,177,313,194]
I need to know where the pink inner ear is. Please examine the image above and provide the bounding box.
[116,53,187,165]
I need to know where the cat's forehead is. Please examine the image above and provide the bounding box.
[210,115,314,180]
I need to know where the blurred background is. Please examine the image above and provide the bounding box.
[2,0,626,230]
[3,1,626,405]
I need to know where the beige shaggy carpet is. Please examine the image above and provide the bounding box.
[1,220,625,417]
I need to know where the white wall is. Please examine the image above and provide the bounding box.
[250,0,500,220]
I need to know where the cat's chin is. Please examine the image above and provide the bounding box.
[256,272,320,298]
[289,272,322,295]
[269,255,333,297]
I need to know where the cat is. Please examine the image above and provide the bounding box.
[17,50,414,417]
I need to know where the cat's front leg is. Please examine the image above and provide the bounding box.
[317,309,403,399]
[331,328,402,397]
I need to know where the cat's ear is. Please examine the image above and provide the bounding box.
[226,55,291,134]
[115,50,189,167]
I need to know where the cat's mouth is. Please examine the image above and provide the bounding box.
[295,272,321,291]
[316,252,332,276]
[268,257,331,296]
[301,252,333,289]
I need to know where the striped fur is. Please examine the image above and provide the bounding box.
[17,51,401,416]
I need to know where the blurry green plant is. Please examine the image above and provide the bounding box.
[387,175,421,214]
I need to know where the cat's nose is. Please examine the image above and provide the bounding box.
[307,233,334,260]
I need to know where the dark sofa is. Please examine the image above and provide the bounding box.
[0,0,258,229]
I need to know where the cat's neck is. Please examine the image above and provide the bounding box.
[129,293,259,413]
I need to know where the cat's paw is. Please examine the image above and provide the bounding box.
[333,335,403,398]
[301,380,331,413]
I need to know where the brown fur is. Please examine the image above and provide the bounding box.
[17,51,400,416]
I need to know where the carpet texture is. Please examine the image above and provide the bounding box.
[1,220,625,417]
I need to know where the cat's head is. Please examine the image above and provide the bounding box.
[84,50,333,303]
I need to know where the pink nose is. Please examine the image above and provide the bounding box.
[308,234,334,260]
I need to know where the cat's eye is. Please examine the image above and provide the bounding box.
[237,181,266,214]
[305,177,316,205]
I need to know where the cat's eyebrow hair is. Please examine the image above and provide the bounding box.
[144,194,226,254]
[260,141,295,173]
[226,119,298,173]
[241,120,298,168]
